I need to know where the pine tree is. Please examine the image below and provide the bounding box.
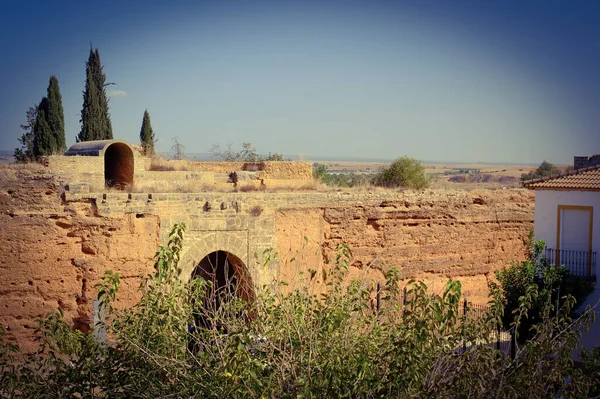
[139,109,155,156]
[78,47,113,142]
[46,76,66,152]
[33,98,56,156]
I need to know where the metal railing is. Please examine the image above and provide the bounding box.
[543,248,597,280]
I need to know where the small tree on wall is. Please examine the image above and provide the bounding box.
[139,110,155,156]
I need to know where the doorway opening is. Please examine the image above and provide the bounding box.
[191,250,254,330]
[104,143,134,189]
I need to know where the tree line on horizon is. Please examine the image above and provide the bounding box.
[15,46,155,162]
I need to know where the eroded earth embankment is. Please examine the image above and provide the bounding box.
[276,189,534,303]
[0,167,534,350]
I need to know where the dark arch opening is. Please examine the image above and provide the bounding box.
[191,251,255,331]
[104,143,134,190]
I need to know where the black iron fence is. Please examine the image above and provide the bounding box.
[544,247,597,281]
[374,284,516,359]
[462,299,515,359]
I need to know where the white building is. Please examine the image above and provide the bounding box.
[524,163,600,354]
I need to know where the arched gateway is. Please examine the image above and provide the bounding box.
[191,250,255,328]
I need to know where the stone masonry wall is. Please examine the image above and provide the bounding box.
[275,189,535,303]
[0,167,535,351]
[48,152,146,175]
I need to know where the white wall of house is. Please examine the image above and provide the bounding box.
[534,190,599,254]
[533,189,600,355]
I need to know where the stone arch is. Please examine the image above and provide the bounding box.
[191,250,255,330]
[104,142,134,189]
[192,250,255,304]
[178,231,250,281]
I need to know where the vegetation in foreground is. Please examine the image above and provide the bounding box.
[1,223,599,398]
[493,234,595,344]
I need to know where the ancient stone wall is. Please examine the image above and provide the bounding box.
[49,156,313,192]
[0,168,159,351]
[0,167,535,351]
[48,152,146,175]
[275,190,534,303]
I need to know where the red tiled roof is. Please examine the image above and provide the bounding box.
[523,164,600,190]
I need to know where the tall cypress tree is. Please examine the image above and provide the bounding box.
[139,109,155,156]
[78,47,113,142]
[33,98,56,156]
[46,75,66,152]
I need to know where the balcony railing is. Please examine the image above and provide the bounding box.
[543,248,597,281]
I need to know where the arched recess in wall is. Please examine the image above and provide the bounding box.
[191,250,255,328]
[104,143,134,189]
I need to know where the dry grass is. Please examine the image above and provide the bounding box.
[88,180,216,193]
[237,183,265,192]
[89,180,412,194]
[0,163,47,171]
[429,176,522,191]
[149,157,193,171]
[131,181,216,193]
[88,176,513,195]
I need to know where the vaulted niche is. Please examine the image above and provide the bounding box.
[191,250,255,330]
[104,143,134,189]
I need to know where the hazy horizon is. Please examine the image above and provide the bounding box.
[2,1,599,165]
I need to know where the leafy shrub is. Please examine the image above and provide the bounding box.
[312,164,372,188]
[373,156,430,189]
[0,224,598,398]
[580,346,600,396]
[492,239,594,343]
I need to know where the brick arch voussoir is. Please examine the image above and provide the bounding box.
[179,238,248,282]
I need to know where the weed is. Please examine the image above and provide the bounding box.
[239,183,265,192]
[249,205,263,216]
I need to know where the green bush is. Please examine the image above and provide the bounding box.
[492,239,594,344]
[580,346,600,397]
[373,156,430,189]
[312,164,372,188]
[1,224,598,398]
[521,160,561,181]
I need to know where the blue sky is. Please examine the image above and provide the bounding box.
[1,0,599,163]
